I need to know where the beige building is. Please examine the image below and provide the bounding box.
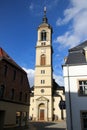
[29,8,66,121]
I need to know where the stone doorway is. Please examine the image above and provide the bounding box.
[39,103,45,121]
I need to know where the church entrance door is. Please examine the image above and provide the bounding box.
[40,109,44,120]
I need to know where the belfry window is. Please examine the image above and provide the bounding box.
[40,54,46,65]
[41,30,46,41]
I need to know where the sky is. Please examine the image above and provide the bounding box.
[0,0,87,87]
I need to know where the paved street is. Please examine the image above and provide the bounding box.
[28,120,66,130]
[4,120,66,130]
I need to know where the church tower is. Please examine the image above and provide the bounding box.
[33,7,53,121]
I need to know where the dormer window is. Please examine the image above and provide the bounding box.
[41,30,46,41]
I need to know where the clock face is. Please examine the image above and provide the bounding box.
[41,89,44,93]
[41,48,46,53]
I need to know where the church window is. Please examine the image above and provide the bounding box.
[41,80,45,84]
[41,70,45,74]
[41,42,46,46]
[41,89,44,93]
[40,54,46,65]
[41,30,46,41]
[78,80,87,96]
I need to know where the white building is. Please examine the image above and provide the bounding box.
[29,8,66,121]
[63,41,87,130]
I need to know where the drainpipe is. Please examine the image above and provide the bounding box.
[67,65,73,130]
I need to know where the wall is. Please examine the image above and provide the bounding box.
[63,64,87,130]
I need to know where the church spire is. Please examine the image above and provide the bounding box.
[42,6,48,23]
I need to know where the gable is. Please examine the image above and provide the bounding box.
[36,96,49,101]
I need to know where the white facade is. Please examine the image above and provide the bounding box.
[63,65,87,130]
[63,41,87,130]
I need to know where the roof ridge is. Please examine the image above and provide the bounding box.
[0,47,26,73]
[69,40,87,52]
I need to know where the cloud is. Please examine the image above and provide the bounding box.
[53,74,64,86]
[45,0,59,10]
[55,0,87,48]
[22,67,63,87]
[29,3,34,11]
[23,68,35,87]
[29,0,59,16]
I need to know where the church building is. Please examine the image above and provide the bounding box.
[29,8,66,121]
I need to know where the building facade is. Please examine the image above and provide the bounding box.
[0,48,30,129]
[63,41,87,130]
[29,8,66,121]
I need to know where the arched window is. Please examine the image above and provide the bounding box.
[40,54,46,65]
[0,84,5,98]
[41,30,46,41]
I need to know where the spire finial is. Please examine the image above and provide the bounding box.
[44,6,46,16]
[42,6,48,23]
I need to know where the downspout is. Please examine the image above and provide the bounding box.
[67,65,73,130]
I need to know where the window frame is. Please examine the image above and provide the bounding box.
[80,111,87,130]
[78,80,87,96]
[41,70,45,74]
[40,54,46,66]
[41,30,46,41]
[41,80,45,84]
